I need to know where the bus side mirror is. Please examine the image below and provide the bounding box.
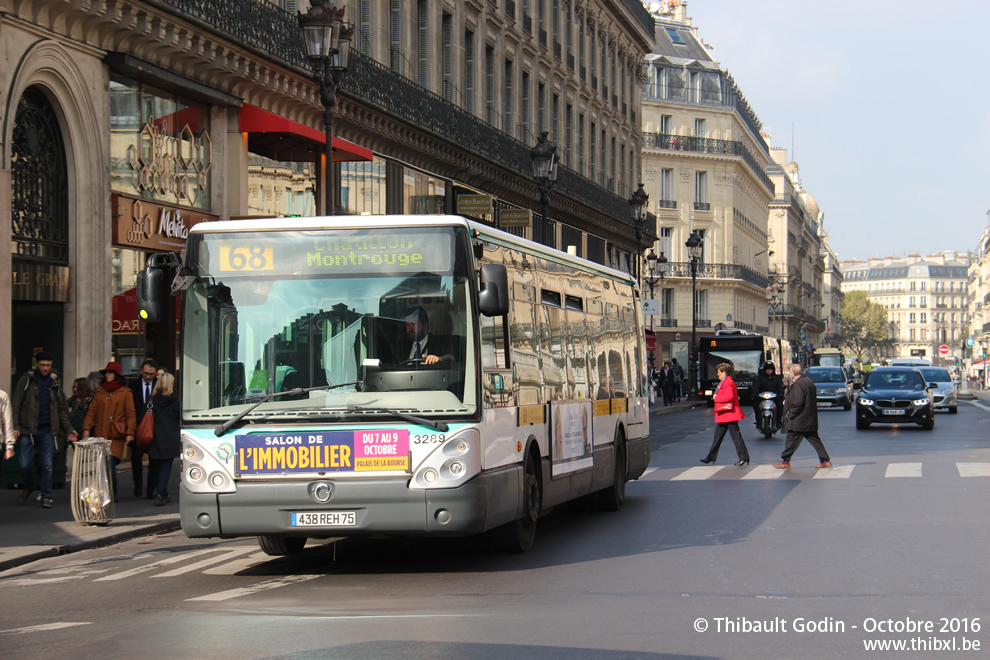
[478,264,508,317]
[136,267,166,322]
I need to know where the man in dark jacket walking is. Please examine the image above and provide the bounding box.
[130,359,158,498]
[773,363,832,469]
[6,351,77,507]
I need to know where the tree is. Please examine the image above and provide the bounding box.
[840,291,888,358]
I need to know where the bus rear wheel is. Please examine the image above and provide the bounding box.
[598,429,626,512]
[258,534,307,556]
[500,450,541,553]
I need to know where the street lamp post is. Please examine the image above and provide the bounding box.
[299,1,353,216]
[629,183,649,280]
[643,248,668,366]
[686,230,703,401]
[530,131,559,239]
[766,282,783,339]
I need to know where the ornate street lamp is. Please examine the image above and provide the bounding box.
[629,183,649,279]
[529,131,558,236]
[299,1,353,216]
[643,248,667,366]
[766,281,784,339]
[686,229,703,401]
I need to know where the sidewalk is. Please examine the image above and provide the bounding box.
[0,400,699,572]
[0,454,181,572]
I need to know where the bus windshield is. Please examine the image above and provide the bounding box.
[180,226,477,423]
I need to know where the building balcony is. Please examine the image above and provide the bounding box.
[693,201,710,211]
[641,132,774,193]
[657,199,677,209]
[662,262,770,289]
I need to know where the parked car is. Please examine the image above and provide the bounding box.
[856,367,935,430]
[806,366,853,410]
[915,366,958,414]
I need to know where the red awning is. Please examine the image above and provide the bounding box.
[238,104,373,163]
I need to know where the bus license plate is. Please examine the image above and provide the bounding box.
[291,511,357,527]
[882,409,906,416]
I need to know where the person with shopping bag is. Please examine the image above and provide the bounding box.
[700,362,750,466]
[82,362,136,498]
[148,372,180,506]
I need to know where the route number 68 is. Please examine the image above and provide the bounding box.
[219,243,274,271]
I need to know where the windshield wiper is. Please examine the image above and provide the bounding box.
[215,380,363,437]
[345,405,449,432]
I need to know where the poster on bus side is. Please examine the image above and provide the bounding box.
[551,401,593,477]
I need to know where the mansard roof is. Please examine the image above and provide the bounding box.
[652,19,714,61]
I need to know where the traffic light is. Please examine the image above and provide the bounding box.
[136,266,166,323]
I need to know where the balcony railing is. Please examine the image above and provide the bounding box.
[554,40,562,60]
[539,29,548,48]
[641,132,774,193]
[661,262,770,289]
[505,0,516,19]
[657,200,677,209]
[693,201,710,211]
[656,318,679,327]
[523,14,532,34]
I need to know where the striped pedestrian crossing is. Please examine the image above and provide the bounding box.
[636,462,990,481]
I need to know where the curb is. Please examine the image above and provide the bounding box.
[0,517,181,572]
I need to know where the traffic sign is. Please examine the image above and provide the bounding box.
[938,344,950,356]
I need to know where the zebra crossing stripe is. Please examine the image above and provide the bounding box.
[0,622,92,636]
[740,465,786,480]
[94,547,223,581]
[202,551,270,576]
[153,546,258,578]
[670,466,723,480]
[812,465,855,479]
[186,574,319,602]
[957,463,990,477]
[886,463,922,478]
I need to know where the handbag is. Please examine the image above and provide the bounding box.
[109,416,128,441]
[136,402,154,450]
[713,401,735,413]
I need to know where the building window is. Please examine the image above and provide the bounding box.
[659,114,672,134]
[920,296,927,308]
[909,313,916,323]
[389,0,402,73]
[661,288,674,320]
[658,227,672,257]
[694,171,708,210]
[920,312,927,324]
[504,59,513,134]
[910,281,916,291]
[660,168,674,208]
[485,45,495,125]
[665,27,685,45]
[521,71,531,142]
[464,30,475,115]
[694,118,706,137]
[442,13,453,101]
[417,1,429,87]
[909,296,916,307]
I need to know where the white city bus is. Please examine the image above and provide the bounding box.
[156,215,649,554]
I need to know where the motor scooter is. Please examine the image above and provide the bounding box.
[757,391,779,439]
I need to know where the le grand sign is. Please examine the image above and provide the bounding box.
[112,193,218,251]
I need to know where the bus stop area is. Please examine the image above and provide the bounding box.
[0,399,697,572]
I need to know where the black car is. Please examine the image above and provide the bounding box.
[855,367,935,430]
[806,366,853,410]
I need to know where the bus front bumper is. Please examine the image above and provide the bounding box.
[180,468,521,539]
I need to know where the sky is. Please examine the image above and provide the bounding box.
[677,0,990,262]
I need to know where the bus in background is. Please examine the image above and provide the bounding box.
[698,330,783,405]
[813,347,844,368]
[138,215,649,555]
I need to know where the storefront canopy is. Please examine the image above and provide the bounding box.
[238,104,373,163]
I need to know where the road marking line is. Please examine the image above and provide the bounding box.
[670,466,724,480]
[957,463,990,477]
[967,400,990,412]
[153,546,258,578]
[640,467,659,477]
[885,462,923,478]
[186,574,320,602]
[741,465,786,480]
[0,622,92,635]
[94,548,223,581]
[202,551,271,576]
[812,465,855,479]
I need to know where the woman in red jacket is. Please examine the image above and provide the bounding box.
[700,362,750,466]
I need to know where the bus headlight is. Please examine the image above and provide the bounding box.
[410,429,481,489]
[182,434,237,494]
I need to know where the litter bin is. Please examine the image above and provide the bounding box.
[70,438,115,524]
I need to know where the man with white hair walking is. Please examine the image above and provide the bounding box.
[773,363,832,469]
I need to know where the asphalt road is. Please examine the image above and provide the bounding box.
[2,401,989,659]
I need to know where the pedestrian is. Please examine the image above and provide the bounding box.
[661,361,677,406]
[131,359,159,499]
[774,363,832,469]
[671,358,685,400]
[700,363,750,466]
[148,372,180,506]
[1,388,17,475]
[7,352,77,507]
[67,377,93,437]
[82,361,137,497]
